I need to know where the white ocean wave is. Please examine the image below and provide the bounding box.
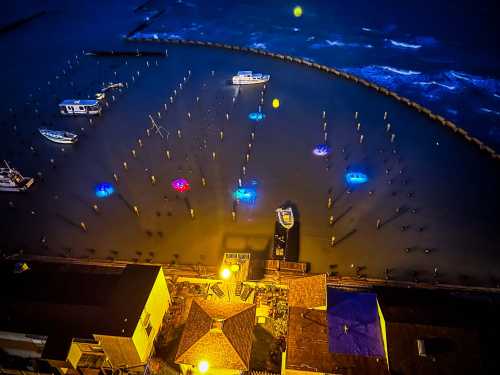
[361,27,372,32]
[326,39,344,47]
[306,36,315,41]
[176,0,197,8]
[249,42,267,49]
[480,107,500,116]
[380,66,421,75]
[387,39,422,49]
[130,32,183,40]
[292,27,300,32]
[494,93,500,99]
[448,71,500,92]
[311,39,374,49]
[414,81,456,90]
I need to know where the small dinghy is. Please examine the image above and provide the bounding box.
[39,128,78,144]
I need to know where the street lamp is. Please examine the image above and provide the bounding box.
[198,360,209,373]
[220,268,231,280]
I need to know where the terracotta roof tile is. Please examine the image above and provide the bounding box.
[175,299,256,370]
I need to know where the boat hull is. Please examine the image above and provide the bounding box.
[232,76,270,85]
[0,178,34,192]
[39,129,78,144]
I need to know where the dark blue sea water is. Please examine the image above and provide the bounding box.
[132,0,500,149]
[1,1,499,286]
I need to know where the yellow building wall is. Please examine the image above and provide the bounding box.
[95,335,140,368]
[132,268,170,362]
[179,363,241,375]
[284,368,323,375]
[66,341,82,369]
[377,300,389,369]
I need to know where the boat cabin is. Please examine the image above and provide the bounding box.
[59,99,102,115]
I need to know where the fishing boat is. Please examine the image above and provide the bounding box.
[0,161,34,192]
[59,99,102,115]
[39,128,78,144]
[276,207,294,230]
[232,71,270,85]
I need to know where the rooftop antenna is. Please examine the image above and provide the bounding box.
[148,115,167,139]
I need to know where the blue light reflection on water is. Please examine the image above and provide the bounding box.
[233,186,257,204]
[313,144,331,156]
[95,182,115,198]
[248,112,266,121]
[345,172,368,185]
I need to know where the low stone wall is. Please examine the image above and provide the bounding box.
[124,36,499,160]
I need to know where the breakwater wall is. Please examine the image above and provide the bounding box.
[125,35,499,161]
[0,10,46,34]
[85,50,166,57]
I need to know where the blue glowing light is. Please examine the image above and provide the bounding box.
[313,144,331,156]
[345,172,369,185]
[233,186,257,204]
[95,182,115,198]
[248,112,266,122]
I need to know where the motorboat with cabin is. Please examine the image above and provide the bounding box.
[39,128,78,144]
[0,161,34,192]
[59,99,102,116]
[232,71,270,85]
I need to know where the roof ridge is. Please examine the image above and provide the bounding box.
[224,302,256,320]
[221,330,246,368]
[220,321,248,369]
[176,300,212,358]
[222,304,256,368]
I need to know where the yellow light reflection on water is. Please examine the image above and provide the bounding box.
[272,98,280,108]
[293,5,303,17]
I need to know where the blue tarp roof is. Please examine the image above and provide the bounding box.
[59,99,99,106]
[327,288,385,357]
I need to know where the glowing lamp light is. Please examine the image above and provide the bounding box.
[313,144,331,156]
[95,182,114,198]
[272,98,280,109]
[293,5,303,17]
[233,186,257,204]
[171,178,190,193]
[220,268,231,280]
[198,360,209,373]
[248,112,266,121]
[345,172,368,185]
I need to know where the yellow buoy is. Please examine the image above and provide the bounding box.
[272,98,280,108]
[293,5,303,17]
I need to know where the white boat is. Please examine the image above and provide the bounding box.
[232,71,270,85]
[59,99,102,115]
[39,128,78,144]
[276,207,294,230]
[0,161,34,192]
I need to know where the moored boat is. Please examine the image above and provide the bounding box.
[39,128,78,144]
[232,71,270,85]
[0,161,34,192]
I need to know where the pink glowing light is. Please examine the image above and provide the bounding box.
[171,178,190,193]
